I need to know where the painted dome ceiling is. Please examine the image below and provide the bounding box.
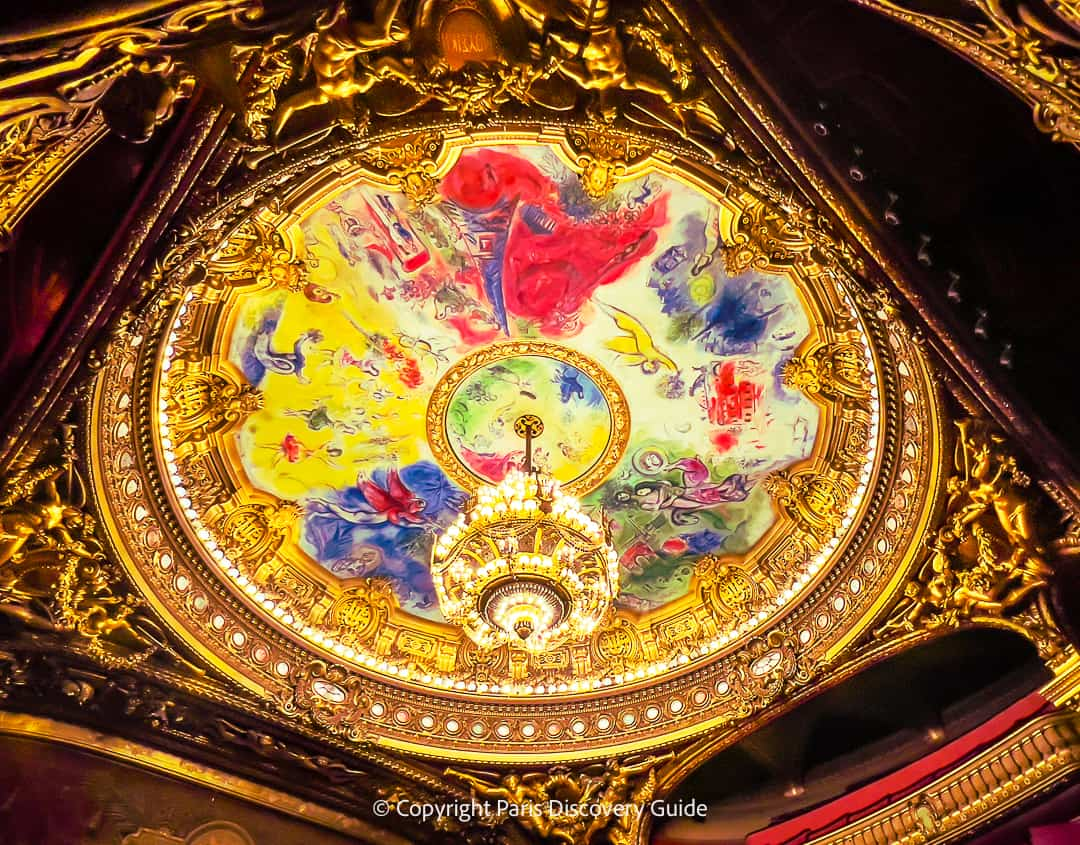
[91,128,942,762]
[226,142,820,617]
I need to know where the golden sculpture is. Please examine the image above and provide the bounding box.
[260,0,739,154]
[877,418,1064,657]
[447,752,673,845]
[0,440,191,669]
[586,753,674,845]
[509,0,731,142]
[0,465,80,569]
[270,0,411,141]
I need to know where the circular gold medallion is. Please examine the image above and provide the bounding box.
[426,341,629,495]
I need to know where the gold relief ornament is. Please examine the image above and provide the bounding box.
[164,366,263,451]
[324,579,397,646]
[175,452,230,515]
[269,0,413,142]
[697,556,759,624]
[0,445,189,669]
[281,660,368,742]
[214,500,302,568]
[446,752,674,845]
[358,130,445,209]
[592,617,643,674]
[0,463,82,570]
[782,342,871,407]
[762,468,850,542]
[720,197,807,274]
[724,631,816,721]
[263,0,742,153]
[876,418,1067,659]
[510,0,735,146]
[263,564,323,617]
[184,217,304,293]
[0,0,323,238]
[565,128,653,200]
[458,637,511,683]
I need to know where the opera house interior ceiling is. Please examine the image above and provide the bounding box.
[3,0,1080,843]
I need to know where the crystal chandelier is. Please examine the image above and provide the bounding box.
[431,415,620,652]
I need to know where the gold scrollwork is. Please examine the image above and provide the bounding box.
[281,660,368,742]
[763,468,850,542]
[725,631,816,721]
[697,556,759,625]
[876,418,1067,659]
[592,617,643,673]
[214,500,302,568]
[565,128,653,199]
[164,366,263,451]
[183,217,303,293]
[720,196,819,275]
[325,579,397,646]
[782,342,871,408]
[358,130,445,208]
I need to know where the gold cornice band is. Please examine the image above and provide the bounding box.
[848,0,1080,152]
[0,711,408,845]
[1041,651,1080,709]
[805,709,1080,844]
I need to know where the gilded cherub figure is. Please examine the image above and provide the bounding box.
[0,465,82,568]
[510,0,732,144]
[270,0,411,142]
[876,418,1063,652]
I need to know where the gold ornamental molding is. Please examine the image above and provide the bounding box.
[0,711,406,845]
[804,709,1080,845]
[0,0,333,241]
[850,0,1080,150]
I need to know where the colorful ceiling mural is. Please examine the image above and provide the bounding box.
[93,126,939,759]
[226,143,819,618]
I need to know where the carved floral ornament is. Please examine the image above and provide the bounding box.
[60,120,991,765]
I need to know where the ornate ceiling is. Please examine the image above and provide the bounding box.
[1,0,1079,842]
[87,124,944,762]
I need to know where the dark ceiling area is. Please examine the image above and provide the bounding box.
[0,125,177,397]
[704,0,1080,454]
[658,628,1048,840]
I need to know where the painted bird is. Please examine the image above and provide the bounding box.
[598,301,677,374]
[252,327,323,384]
[358,469,427,526]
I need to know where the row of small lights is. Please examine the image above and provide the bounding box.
[156,289,879,698]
